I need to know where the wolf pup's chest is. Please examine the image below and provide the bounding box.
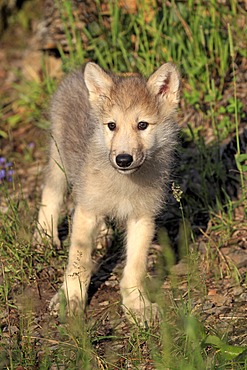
[77,168,162,219]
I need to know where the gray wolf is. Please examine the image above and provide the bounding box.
[36,62,180,323]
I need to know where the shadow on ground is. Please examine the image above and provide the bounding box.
[158,128,247,245]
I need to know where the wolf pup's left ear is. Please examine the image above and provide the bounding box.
[84,62,113,103]
[147,63,180,105]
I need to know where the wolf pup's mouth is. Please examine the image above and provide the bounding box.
[116,165,141,174]
[109,152,146,174]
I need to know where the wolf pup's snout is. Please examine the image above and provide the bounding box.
[116,153,133,168]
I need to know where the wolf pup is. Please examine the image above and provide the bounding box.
[36,62,180,323]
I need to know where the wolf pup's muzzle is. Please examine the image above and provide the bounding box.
[111,151,145,174]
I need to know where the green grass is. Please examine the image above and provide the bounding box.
[0,0,246,369]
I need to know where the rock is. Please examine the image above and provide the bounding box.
[170,260,188,276]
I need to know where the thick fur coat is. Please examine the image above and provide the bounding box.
[36,62,180,323]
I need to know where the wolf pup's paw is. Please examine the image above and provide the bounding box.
[96,222,114,249]
[33,227,61,250]
[49,291,65,316]
[122,294,160,326]
[49,279,87,316]
[49,291,85,317]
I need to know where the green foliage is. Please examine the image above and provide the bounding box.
[55,0,85,72]
[52,0,246,144]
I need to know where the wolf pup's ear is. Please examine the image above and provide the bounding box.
[147,63,180,104]
[84,63,113,103]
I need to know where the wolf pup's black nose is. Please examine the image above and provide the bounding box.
[116,154,133,168]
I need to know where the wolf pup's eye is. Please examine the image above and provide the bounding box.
[137,121,149,130]
[107,122,116,131]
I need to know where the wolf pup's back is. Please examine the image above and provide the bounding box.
[35,62,180,324]
[49,69,96,184]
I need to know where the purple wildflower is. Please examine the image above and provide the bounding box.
[0,169,6,180]
[28,142,35,149]
[0,157,14,182]
[6,170,14,182]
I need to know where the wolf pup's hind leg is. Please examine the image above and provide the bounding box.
[35,150,67,248]
[120,216,159,324]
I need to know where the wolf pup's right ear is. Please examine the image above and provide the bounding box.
[84,63,113,103]
[147,63,180,105]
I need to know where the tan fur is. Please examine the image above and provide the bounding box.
[36,62,180,324]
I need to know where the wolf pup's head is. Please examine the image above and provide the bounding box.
[84,62,180,175]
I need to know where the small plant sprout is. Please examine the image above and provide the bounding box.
[172,182,183,204]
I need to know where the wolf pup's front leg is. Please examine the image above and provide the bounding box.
[49,206,100,315]
[120,216,159,324]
